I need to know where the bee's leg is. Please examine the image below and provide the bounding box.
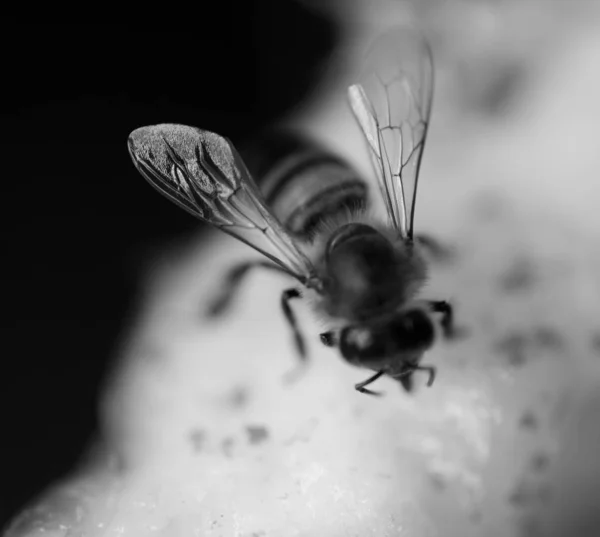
[426,300,462,339]
[415,234,454,262]
[397,373,414,392]
[355,370,385,396]
[428,300,454,336]
[281,288,307,361]
[319,331,338,347]
[206,260,289,318]
[392,364,415,392]
[427,300,468,340]
[281,288,310,385]
[410,364,437,387]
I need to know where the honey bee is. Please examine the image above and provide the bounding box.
[127,28,458,395]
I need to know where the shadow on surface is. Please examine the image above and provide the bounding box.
[1,5,336,527]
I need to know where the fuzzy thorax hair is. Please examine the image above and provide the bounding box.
[300,207,429,327]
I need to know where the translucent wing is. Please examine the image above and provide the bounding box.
[128,124,316,282]
[348,28,434,239]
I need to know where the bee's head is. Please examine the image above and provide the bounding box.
[324,223,401,316]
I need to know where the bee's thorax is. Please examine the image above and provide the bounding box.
[321,224,426,322]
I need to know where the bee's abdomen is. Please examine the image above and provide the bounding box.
[264,157,367,238]
[241,130,367,239]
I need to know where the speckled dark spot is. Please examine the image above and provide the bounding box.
[228,385,250,409]
[477,60,525,118]
[246,425,269,445]
[518,515,543,537]
[429,472,446,491]
[495,333,529,366]
[251,532,266,537]
[221,437,235,458]
[495,327,566,368]
[498,256,537,293]
[530,452,550,473]
[189,428,207,453]
[508,481,530,507]
[532,326,565,352]
[509,480,552,509]
[519,411,539,430]
[469,509,482,524]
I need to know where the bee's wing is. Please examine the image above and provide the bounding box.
[348,28,433,240]
[128,124,316,282]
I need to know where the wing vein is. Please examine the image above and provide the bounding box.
[347,28,433,240]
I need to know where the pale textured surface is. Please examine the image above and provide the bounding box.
[8,166,600,537]
[6,5,600,537]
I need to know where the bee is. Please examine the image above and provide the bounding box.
[127,28,458,396]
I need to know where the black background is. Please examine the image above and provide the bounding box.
[1,4,335,527]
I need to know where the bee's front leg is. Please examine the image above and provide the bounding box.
[206,260,289,318]
[355,370,385,396]
[410,364,437,387]
[281,288,307,361]
[428,300,454,337]
[281,288,312,385]
[427,300,467,340]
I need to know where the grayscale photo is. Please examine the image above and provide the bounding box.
[3,1,600,536]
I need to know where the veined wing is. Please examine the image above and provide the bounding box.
[348,28,434,239]
[128,124,316,283]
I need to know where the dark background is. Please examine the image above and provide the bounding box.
[1,4,335,527]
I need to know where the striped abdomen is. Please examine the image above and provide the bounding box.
[241,130,368,240]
